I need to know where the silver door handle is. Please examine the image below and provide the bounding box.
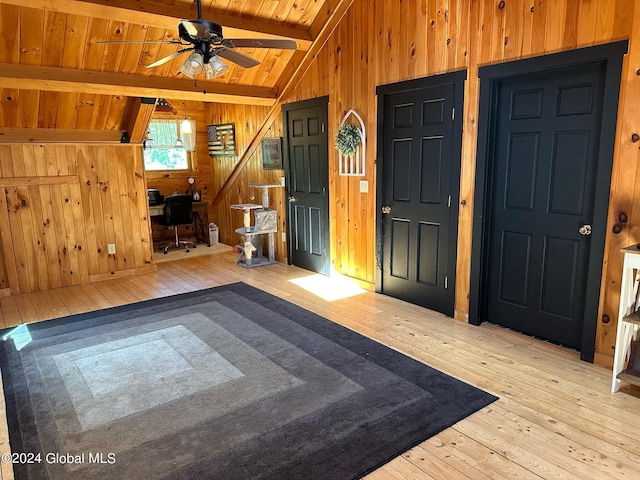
[579,224,592,236]
[288,196,296,203]
[382,206,391,214]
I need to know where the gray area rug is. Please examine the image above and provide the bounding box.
[0,282,497,479]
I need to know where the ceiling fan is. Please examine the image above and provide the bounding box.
[100,0,297,79]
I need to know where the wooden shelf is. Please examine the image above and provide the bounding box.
[611,246,640,392]
[235,227,277,235]
[622,310,640,325]
[617,370,640,388]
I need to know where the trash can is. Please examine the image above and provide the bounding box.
[208,223,219,245]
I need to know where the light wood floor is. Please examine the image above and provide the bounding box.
[1,250,639,480]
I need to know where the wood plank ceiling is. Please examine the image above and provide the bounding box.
[0,0,336,135]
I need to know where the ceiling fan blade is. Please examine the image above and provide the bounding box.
[97,39,184,45]
[216,48,261,68]
[180,20,210,41]
[146,48,194,68]
[225,39,298,50]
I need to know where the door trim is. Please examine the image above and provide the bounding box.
[469,41,628,361]
[375,70,467,314]
[282,96,330,272]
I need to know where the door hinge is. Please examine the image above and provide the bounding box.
[447,195,451,208]
[444,276,448,289]
[451,108,455,121]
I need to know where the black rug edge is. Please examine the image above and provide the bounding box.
[0,282,246,337]
[202,283,499,479]
[0,282,246,480]
[0,282,498,480]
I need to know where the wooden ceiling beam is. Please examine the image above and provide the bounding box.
[309,0,351,39]
[0,63,277,105]
[1,0,312,50]
[0,128,125,144]
[212,0,355,207]
[126,97,157,143]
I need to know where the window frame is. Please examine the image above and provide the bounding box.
[143,118,193,173]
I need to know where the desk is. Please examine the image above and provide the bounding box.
[149,201,211,246]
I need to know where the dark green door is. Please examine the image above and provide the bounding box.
[486,63,606,348]
[378,74,464,317]
[283,98,330,275]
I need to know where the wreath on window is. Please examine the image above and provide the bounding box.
[335,123,362,156]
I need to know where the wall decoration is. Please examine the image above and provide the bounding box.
[335,123,361,156]
[261,137,283,170]
[336,109,366,176]
[192,189,202,202]
[155,98,174,112]
[207,123,236,157]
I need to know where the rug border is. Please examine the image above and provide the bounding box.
[224,283,498,479]
[0,283,246,337]
[0,282,498,480]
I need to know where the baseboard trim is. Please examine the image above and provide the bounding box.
[88,265,157,283]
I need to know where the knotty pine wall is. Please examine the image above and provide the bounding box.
[0,144,154,295]
[216,0,640,364]
[207,104,287,261]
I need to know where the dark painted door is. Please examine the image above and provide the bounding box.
[487,63,605,348]
[380,82,461,316]
[284,98,330,275]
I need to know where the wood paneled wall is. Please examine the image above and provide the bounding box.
[207,104,287,261]
[217,0,640,363]
[2,0,636,362]
[0,144,154,295]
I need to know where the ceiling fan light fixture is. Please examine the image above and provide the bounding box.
[202,63,215,80]
[179,51,204,78]
[208,55,229,78]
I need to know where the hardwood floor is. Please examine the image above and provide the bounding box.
[1,250,639,480]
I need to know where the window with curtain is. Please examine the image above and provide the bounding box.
[143,119,190,171]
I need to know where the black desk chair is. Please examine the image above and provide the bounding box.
[159,194,196,254]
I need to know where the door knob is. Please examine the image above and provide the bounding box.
[382,206,391,214]
[288,196,296,203]
[579,224,592,236]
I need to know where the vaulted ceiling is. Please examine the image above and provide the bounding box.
[0,0,348,138]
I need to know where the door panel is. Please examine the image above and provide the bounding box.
[498,231,531,306]
[379,78,463,317]
[540,236,579,317]
[390,219,410,279]
[420,137,443,204]
[284,99,329,275]
[417,222,439,285]
[486,64,605,348]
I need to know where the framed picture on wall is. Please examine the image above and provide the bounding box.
[192,189,202,202]
[261,137,283,170]
[207,123,236,156]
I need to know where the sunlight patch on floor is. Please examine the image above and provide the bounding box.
[288,274,367,302]
[2,324,32,351]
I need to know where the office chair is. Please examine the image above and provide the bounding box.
[159,194,197,254]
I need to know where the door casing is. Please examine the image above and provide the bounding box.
[470,41,628,362]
